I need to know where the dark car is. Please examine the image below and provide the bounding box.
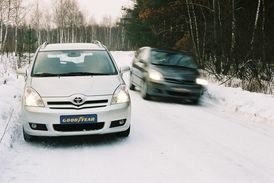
[129,47,208,103]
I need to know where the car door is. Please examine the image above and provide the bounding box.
[131,48,150,87]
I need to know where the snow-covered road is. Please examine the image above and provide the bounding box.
[1,52,274,183]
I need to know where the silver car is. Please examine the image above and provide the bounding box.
[17,42,131,141]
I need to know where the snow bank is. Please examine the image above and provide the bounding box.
[0,56,24,149]
[111,51,135,67]
[0,55,17,85]
[205,83,274,123]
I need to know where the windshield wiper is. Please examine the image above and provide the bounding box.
[33,73,60,77]
[58,72,112,76]
[152,63,196,69]
[151,62,169,66]
[169,65,197,69]
[33,72,112,77]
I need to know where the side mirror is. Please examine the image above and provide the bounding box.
[120,66,131,74]
[139,59,148,66]
[16,67,27,76]
[139,59,145,63]
[16,67,28,80]
[134,51,138,58]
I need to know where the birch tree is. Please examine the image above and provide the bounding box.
[13,0,24,56]
[2,0,12,54]
[250,0,262,55]
[30,1,42,47]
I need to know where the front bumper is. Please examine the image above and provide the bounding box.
[21,102,131,137]
[147,80,203,100]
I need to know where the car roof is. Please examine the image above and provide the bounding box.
[151,48,192,54]
[40,43,106,51]
[139,47,192,55]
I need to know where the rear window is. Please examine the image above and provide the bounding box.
[151,51,197,69]
[32,50,117,77]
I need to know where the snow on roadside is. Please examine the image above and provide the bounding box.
[0,55,16,84]
[111,51,135,68]
[205,83,274,123]
[0,56,24,150]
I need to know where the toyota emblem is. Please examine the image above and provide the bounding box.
[73,97,85,106]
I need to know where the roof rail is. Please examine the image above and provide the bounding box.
[91,40,103,47]
[41,41,48,49]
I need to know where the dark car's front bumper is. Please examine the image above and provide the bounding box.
[146,80,203,100]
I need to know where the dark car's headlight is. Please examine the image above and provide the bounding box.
[148,69,164,82]
[24,87,45,107]
[196,78,208,86]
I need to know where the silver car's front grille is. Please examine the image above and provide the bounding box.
[47,99,108,110]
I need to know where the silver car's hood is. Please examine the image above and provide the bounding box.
[30,75,122,97]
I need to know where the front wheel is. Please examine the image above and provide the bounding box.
[116,126,130,137]
[141,80,151,100]
[129,79,136,91]
[129,74,136,91]
[192,98,200,105]
[23,129,35,142]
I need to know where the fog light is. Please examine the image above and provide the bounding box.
[119,120,126,125]
[110,119,126,128]
[31,123,37,129]
[29,123,48,131]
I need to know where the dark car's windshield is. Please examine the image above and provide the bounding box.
[151,51,197,69]
[32,50,117,77]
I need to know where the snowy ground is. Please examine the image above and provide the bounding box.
[0,52,274,183]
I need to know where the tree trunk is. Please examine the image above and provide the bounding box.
[250,0,261,54]
[0,7,3,52]
[231,0,236,57]
[201,7,207,67]
[213,0,221,74]
[185,0,198,58]
[191,0,200,64]
[2,0,11,54]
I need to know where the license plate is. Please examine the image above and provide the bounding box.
[172,88,191,93]
[60,114,97,124]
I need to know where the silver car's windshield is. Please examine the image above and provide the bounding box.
[32,50,117,77]
[151,51,198,69]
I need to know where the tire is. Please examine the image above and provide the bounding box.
[116,126,130,137]
[129,79,136,90]
[129,83,135,91]
[129,74,136,90]
[23,129,35,142]
[140,80,151,100]
[192,98,200,105]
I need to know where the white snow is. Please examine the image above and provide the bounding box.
[206,84,274,123]
[0,55,24,148]
[0,52,274,183]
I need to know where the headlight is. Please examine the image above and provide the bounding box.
[111,85,130,105]
[196,78,208,86]
[24,87,44,107]
[148,69,163,82]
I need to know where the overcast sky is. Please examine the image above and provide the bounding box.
[26,0,133,23]
[76,0,133,22]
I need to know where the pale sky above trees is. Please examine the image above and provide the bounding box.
[24,0,133,23]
